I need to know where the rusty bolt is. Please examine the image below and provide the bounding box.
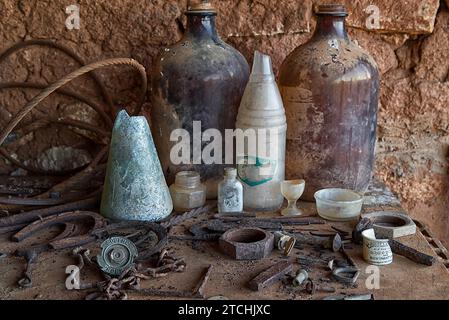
[219,227,274,260]
[293,269,308,286]
[274,231,296,256]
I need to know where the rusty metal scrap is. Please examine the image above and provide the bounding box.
[12,211,107,249]
[219,227,274,260]
[72,247,92,272]
[0,176,62,196]
[389,239,436,266]
[12,212,104,289]
[189,221,224,238]
[17,249,38,288]
[207,218,283,232]
[10,212,169,290]
[292,232,342,252]
[0,192,91,206]
[76,250,189,300]
[340,246,359,269]
[0,193,100,228]
[180,216,326,244]
[214,216,326,226]
[331,226,350,236]
[161,203,216,229]
[0,223,28,235]
[248,260,293,291]
[136,249,186,277]
[0,40,147,243]
[213,212,257,219]
[169,234,221,241]
[297,255,335,268]
[352,218,374,244]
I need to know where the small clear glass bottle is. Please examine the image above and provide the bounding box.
[218,168,243,213]
[169,171,206,212]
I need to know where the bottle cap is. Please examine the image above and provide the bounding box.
[250,51,274,81]
[315,4,347,16]
[224,167,237,177]
[186,0,217,15]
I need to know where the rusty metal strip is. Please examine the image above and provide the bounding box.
[414,219,448,268]
[248,260,293,291]
[0,194,100,227]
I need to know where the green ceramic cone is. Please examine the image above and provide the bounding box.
[100,110,173,221]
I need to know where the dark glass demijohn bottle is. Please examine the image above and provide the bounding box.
[151,0,250,198]
[279,4,379,201]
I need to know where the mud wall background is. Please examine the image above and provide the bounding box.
[0,1,448,245]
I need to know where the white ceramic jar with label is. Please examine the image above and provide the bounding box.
[218,168,243,213]
[362,228,393,265]
[236,51,287,211]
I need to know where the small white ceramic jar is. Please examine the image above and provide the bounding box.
[218,168,243,213]
[362,228,393,265]
[169,171,206,212]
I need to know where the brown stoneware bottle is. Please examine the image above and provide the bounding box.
[151,0,250,198]
[278,4,379,201]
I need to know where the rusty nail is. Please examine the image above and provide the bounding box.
[306,280,335,294]
[323,293,373,300]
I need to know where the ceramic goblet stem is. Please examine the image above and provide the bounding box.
[281,179,305,216]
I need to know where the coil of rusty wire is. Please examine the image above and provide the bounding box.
[0,39,147,220]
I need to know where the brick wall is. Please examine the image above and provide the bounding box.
[0,0,448,245]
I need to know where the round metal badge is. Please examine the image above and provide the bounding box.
[97,236,138,275]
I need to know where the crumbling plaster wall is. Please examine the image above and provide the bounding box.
[0,0,448,245]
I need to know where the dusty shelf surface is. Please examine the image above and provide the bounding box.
[1,181,448,300]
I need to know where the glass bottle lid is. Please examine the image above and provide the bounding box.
[224,167,237,178]
[315,4,347,16]
[186,0,217,15]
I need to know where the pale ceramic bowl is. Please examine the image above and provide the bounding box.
[314,188,364,221]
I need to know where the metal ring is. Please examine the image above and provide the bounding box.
[332,266,360,284]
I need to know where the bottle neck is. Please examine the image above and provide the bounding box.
[185,14,219,40]
[224,168,237,181]
[175,171,201,188]
[313,15,348,41]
